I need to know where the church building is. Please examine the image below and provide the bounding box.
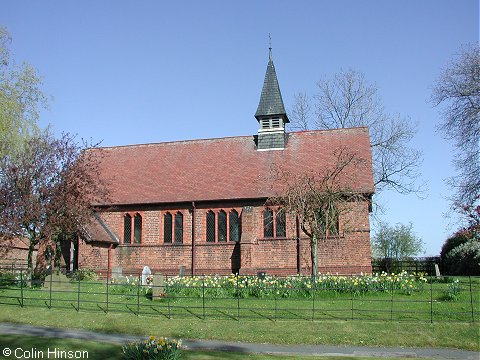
[77,52,375,276]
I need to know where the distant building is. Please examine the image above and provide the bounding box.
[71,52,375,275]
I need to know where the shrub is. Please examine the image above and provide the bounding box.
[122,336,182,360]
[444,240,480,276]
[440,230,473,274]
[70,268,98,282]
[0,271,17,287]
[441,230,471,259]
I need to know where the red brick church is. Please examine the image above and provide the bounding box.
[76,53,375,276]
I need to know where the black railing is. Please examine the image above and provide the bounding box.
[0,266,477,323]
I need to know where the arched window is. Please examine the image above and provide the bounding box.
[317,208,339,237]
[262,208,286,238]
[123,214,132,244]
[164,212,172,243]
[263,208,274,238]
[275,209,286,238]
[218,210,227,242]
[229,210,239,242]
[174,212,183,243]
[133,213,142,243]
[206,211,215,243]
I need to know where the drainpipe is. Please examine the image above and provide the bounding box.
[296,216,301,275]
[191,201,196,276]
[107,243,113,281]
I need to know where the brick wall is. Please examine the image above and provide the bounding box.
[0,238,37,268]
[79,200,372,276]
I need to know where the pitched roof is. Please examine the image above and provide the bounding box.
[255,57,289,121]
[93,128,374,206]
[82,214,119,244]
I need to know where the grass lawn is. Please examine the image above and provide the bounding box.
[0,335,437,360]
[0,276,478,323]
[0,304,478,351]
[0,275,478,352]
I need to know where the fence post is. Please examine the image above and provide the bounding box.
[430,275,433,323]
[77,276,80,312]
[49,270,53,309]
[469,276,474,323]
[202,276,206,320]
[20,268,24,307]
[311,277,315,321]
[167,275,171,319]
[236,275,240,320]
[390,276,394,321]
[274,279,278,322]
[351,280,354,320]
[137,273,140,316]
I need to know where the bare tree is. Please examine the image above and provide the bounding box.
[432,44,480,209]
[289,69,422,196]
[268,147,367,278]
[0,131,108,272]
[289,92,312,131]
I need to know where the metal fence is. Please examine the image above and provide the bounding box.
[0,266,478,323]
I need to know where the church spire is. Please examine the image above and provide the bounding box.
[255,49,289,122]
[255,46,289,150]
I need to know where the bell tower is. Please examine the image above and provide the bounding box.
[255,48,289,150]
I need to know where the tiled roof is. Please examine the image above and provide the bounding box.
[93,128,374,206]
[255,58,288,121]
[83,214,119,244]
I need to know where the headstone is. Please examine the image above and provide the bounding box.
[152,274,165,300]
[141,266,151,286]
[43,272,71,290]
[111,266,123,280]
[178,266,185,277]
[434,264,441,278]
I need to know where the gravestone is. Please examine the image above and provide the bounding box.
[152,274,165,300]
[434,264,441,278]
[141,266,152,285]
[43,272,71,290]
[111,266,123,280]
[178,266,185,277]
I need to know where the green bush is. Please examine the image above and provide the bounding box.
[0,271,17,287]
[122,336,182,360]
[70,268,98,282]
[441,230,471,259]
[444,240,480,276]
[440,231,473,274]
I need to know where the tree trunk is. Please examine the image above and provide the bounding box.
[27,242,34,271]
[310,234,318,280]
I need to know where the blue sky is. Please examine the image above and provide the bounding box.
[2,1,478,256]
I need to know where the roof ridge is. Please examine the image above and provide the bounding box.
[97,127,369,150]
[288,126,369,135]
[98,133,255,150]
